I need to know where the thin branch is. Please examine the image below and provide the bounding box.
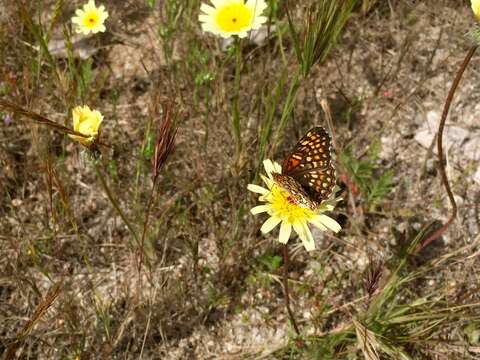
[416,46,477,254]
[0,99,113,150]
[0,99,88,138]
[138,102,177,271]
[4,282,62,360]
[94,163,140,246]
[138,182,156,271]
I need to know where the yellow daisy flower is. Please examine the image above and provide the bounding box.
[72,0,109,35]
[199,0,268,38]
[473,0,480,21]
[248,159,342,251]
[68,105,103,146]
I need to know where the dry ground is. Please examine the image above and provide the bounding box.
[1,0,480,359]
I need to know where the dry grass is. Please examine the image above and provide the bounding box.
[1,0,480,359]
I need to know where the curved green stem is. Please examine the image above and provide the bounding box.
[232,38,243,160]
[283,244,300,336]
[94,162,140,246]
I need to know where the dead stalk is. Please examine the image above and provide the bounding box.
[138,102,177,272]
[416,46,477,254]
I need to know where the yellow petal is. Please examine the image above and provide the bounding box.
[292,221,307,242]
[247,184,269,195]
[473,0,480,20]
[272,161,282,174]
[314,215,341,233]
[301,223,315,251]
[247,0,268,14]
[211,0,224,8]
[278,221,291,244]
[200,3,216,15]
[292,221,315,250]
[260,174,273,188]
[263,159,275,175]
[310,217,328,231]
[69,105,103,145]
[250,204,270,215]
[199,14,212,22]
[201,22,217,33]
[261,216,281,234]
[251,17,267,29]
[100,11,109,22]
[85,0,96,12]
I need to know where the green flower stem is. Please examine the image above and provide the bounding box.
[232,37,243,160]
[283,244,300,336]
[94,162,140,246]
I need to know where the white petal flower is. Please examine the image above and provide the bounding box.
[71,0,109,35]
[198,0,268,39]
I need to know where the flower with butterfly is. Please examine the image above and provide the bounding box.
[248,127,341,251]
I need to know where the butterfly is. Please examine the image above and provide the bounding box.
[272,127,336,210]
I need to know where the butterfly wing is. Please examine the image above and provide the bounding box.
[282,127,336,202]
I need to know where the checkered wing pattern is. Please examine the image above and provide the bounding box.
[282,127,336,202]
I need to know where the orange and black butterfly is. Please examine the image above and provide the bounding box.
[272,127,336,209]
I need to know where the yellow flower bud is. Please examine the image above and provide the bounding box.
[69,105,103,146]
[472,0,480,21]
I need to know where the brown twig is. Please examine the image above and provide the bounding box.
[0,99,88,138]
[4,282,62,360]
[138,182,156,271]
[0,99,113,152]
[282,244,300,336]
[415,46,478,254]
[94,162,140,247]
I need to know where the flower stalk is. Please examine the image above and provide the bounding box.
[138,182,157,269]
[232,38,243,160]
[282,244,300,336]
[415,45,477,253]
[94,162,140,247]
[198,1,269,161]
